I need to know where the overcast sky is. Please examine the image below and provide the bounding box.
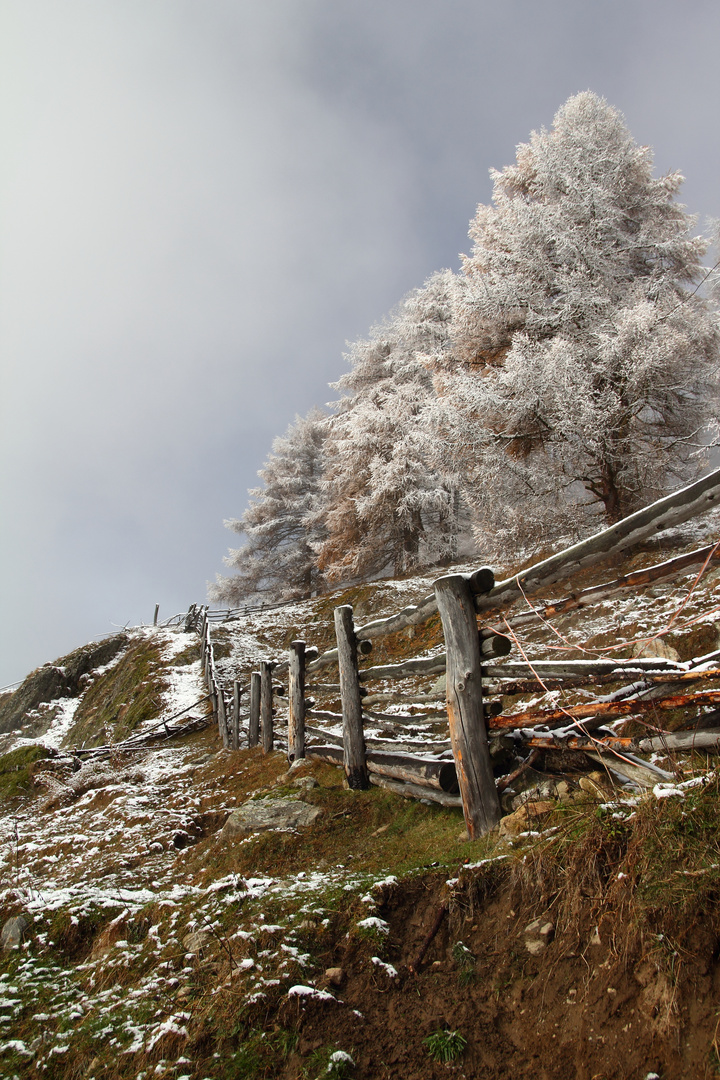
[1,0,719,685]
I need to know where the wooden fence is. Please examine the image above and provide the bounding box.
[194,466,720,840]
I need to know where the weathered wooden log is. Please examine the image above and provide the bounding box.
[484,667,720,697]
[505,541,720,631]
[639,727,720,752]
[305,640,373,674]
[304,723,450,755]
[524,734,636,750]
[368,775,462,808]
[260,661,274,754]
[490,687,720,732]
[334,605,369,789]
[232,680,241,751]
[248,671,261,748]
[476,467,720,615]
[361,691,445,706]
[217,687,229,748]
[584,750,672,786]
[305,743,458,792]
[287,640,306,762]
[481,658,682,680]
[435,573,501,839]
[480,633,512,659]
[359,656,447,681]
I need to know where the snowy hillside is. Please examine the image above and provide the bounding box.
[3,510,720,1076]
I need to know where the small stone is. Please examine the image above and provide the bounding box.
[499,800,555,837]
[182,929,212,954]
[607,986,617,996]
[148,841,164,854]
[632,639,680,663]
[1,915,28,951]
[524,918,554,954]
[292,776,318,790]
[457,830,470,842]
[589,926,602,946]
[579,772,607,797]
[324,967,345,986]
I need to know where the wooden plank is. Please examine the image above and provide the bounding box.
[435,574,501,839]
[232,680,241,751]
[260,661,274,754]
[287,640,306,762]
[334,605,369,789]
[248,671,261,748]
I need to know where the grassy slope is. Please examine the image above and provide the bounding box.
[2,520,720,1076]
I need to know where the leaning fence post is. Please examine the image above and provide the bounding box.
[260,661,274,754]
[232,680,241,751]
[334,605,369,789]
[287,641,306,762]
[434,572,501,839]
[248,672,261,747]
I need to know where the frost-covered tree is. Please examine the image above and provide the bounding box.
[210,409,328,605]
[433,92,719,549]
[316,271,467,582]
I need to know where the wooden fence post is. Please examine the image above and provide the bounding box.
[260,661,274,754]
[334,605,369,789]
[232,680,241,751]
[288,641,306,762]
[217,687,229,748]
[434,574,501,839]
[153,603,159,626]
[248,672,261,748]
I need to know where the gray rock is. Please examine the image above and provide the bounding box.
[292,776,319,790]
[222,797,323,838]
[429,675,446,696]
[1,915,28,951]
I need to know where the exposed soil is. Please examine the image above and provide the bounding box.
[276,868,720,1080]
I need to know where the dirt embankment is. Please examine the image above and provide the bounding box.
[275,864,720,1080]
